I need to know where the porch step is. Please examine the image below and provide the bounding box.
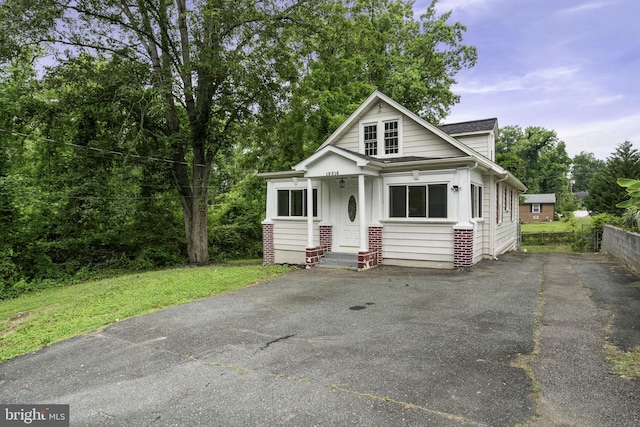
[318,252,358,270]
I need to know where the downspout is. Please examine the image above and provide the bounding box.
[492,173,509,260]
[467,163,479,262]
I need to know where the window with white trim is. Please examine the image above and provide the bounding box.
[277,189,318,217]
[384,121,399,154]
[364,124,377,156]
[531,203,541,214]
[471,184,483,218]
[389,184,447,218]
[360,117,402,157]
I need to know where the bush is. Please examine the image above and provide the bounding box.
[208,175,265,261]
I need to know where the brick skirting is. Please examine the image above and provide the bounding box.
[306,246,327,268]
[320,225,333,253]
[262,223,274,264]
[358,226,383,271]
[454,227,474,268]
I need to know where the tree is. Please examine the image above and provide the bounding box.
[246,0,478,170]
[1,0,315,264]
[571,151,604,193]
[586,141,640,215]
[496,125,571,209]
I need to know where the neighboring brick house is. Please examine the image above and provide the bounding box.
[519,194,556,222]
[260,90,526,270]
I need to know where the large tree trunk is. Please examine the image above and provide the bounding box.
[172,144,212,265]
[182,192,209,264]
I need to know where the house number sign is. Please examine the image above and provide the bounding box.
[325,171,340,176]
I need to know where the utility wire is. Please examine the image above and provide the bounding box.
[0,128,209,168]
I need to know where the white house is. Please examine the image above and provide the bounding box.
[259,91,526,270]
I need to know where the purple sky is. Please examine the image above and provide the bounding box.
[413,0,640,159]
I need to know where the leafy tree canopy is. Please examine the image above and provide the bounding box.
[496,124,571,196]
[571,151,604,193]
[586,141,640,215]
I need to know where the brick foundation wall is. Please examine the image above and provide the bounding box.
[454,228,474,268]
[369,226,383,266]
[306,247,326,269]
[262,223,275,264]
[358,226,383,271]
[320,225,333,253]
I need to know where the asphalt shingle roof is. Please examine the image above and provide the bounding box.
[438,118,498,135]
[522,194,556,204]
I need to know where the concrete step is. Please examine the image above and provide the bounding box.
[318,252,358,270]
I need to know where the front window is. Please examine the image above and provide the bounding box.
[532,203,541,213]
[277,189,318,217]
[389,184,447,218]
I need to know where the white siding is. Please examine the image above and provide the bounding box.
[332,101,464,158]
[382,223,454,265]
[495,220,518,255]
[455,134,491,159]
[473,220,485,262]
[273,220,319,251]
[336,125,359,152]
[403,118,463,158]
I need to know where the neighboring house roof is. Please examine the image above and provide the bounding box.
[438,118,498,135]
[522,194,556,204]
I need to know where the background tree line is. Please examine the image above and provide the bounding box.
[496,125,638,219]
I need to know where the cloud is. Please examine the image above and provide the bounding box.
[436,0,489,9]
[556,113,640,159]
[455,66,580,94]
[557,1,611,15]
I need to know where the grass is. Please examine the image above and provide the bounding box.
[0,262,295,362]
[605,343,640,380]
[521,221,575,232]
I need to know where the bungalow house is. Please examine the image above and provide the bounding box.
[259,91,526,270]
[519,194,556,222]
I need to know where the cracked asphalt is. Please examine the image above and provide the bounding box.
[1,252,639,426]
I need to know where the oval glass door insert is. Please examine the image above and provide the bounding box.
[348,195,357,222]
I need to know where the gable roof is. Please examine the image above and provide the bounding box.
[438,118,498,135]
[316,90,525,191]
[522,194,556,204]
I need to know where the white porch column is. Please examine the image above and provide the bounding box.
[358,174,367,251]
[307,177,314,248]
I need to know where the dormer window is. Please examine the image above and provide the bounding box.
[360,117,402,158]
[384,121,399,154]
[364,124,378,156]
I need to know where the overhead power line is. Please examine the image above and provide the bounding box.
[0,128,209,168]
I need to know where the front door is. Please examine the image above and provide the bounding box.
[339,189,360,251]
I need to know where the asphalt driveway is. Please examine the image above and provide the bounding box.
[1,252,640,426]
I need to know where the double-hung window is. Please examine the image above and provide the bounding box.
[531,203,541,214]
[277,189,318,217]
[361,118,401,157]
[471,184,483,218]
[364,124,378,156]
[384,121,399,154]
[389,184,447,218]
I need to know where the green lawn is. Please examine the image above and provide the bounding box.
[521,221,575,232]
[0,263,294,362]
